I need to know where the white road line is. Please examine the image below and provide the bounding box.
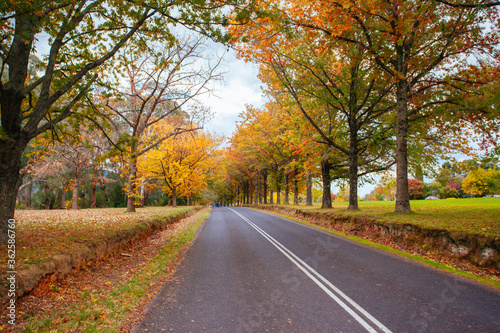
[229,208,393,333]
[249,210,393,333]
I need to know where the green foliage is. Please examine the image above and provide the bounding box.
[425,181,442,198]
[439,185,461,199]
[107,181,127,208]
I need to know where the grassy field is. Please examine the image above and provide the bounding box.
[280,197,500,238]
[1,206,196,266]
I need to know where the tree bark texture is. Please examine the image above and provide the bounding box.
[276,183,281,205]
[255,180,259,204]
[0,134,29,242]
[263,170,268,204]
[306,172,313,206]
[395,80,411,213]
[71,175,79,210]
[172,186,178,207]
[143,185,150,206]
[44,182,51,210]
[90,182,97,208]
[127,160,137,212]
[284,173,289,205]
[293,174,299,205]
[321,158,332,209]
[348,131,359,210]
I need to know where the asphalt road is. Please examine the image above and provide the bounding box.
[133,207,500,333]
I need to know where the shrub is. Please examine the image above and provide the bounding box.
[462,168,500,196]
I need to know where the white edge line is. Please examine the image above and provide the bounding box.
[248,214,393,333]
[229,208,389,333]
[241,208,394,333]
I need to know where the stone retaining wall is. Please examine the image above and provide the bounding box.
[251,205,500,269]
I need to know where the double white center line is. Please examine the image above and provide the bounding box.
[229,208,393,333]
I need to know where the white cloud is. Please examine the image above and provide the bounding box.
[201,50,266,137]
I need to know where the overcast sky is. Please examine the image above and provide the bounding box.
[201,49,266,138]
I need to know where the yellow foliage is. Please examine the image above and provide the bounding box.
[137,121,222,200]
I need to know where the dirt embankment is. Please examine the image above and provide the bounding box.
[0,208,200,307]
[251,205,500,270]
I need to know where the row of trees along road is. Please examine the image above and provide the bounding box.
[0,0,255,243]
[223,0,500,212]
[1,1,499,243]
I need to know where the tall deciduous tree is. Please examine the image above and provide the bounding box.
[233,0,499,212]
[100,36,222,211]
[231,8,397,210]
[284,0,499,212]
[0,0,255,242]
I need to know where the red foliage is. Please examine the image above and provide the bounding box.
[408,179,424,200]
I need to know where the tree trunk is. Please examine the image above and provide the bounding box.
[247,180,251,204]
[284,173,289,205]
[44,182,51,210]
[90,182,97,208]
[395,79,411,213]
[187,194,191,206]
[270,190,274,204]
[248,180,252,204]
[263,170,268,204]
[139,185,145,207]
[255,180,259,204]
[0,141,27,242]
[237,185,240,206]
[172,186,177,207]
[321,158,332,209]
[293,173,299,205]
[0,14,35,242]
[258,180,262,204]
[71,176,79,210]
[276,183,281,205]
[275,170,281,205]
[127,160,137,212]
[259,181,262,204]
[306,171,313,206]
[53,188,59,209]
[348,132,359,211]
[246,181,249,204]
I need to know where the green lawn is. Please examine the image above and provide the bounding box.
[280,197,500,238]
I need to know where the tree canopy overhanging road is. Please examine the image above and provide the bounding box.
[133,208,500,333]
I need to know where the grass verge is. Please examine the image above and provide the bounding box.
[258,208,500,290]
[8,208,210,332]
[1,206,196,267]
[287,198,500,238]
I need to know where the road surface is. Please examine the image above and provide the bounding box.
[133,207,500,332]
